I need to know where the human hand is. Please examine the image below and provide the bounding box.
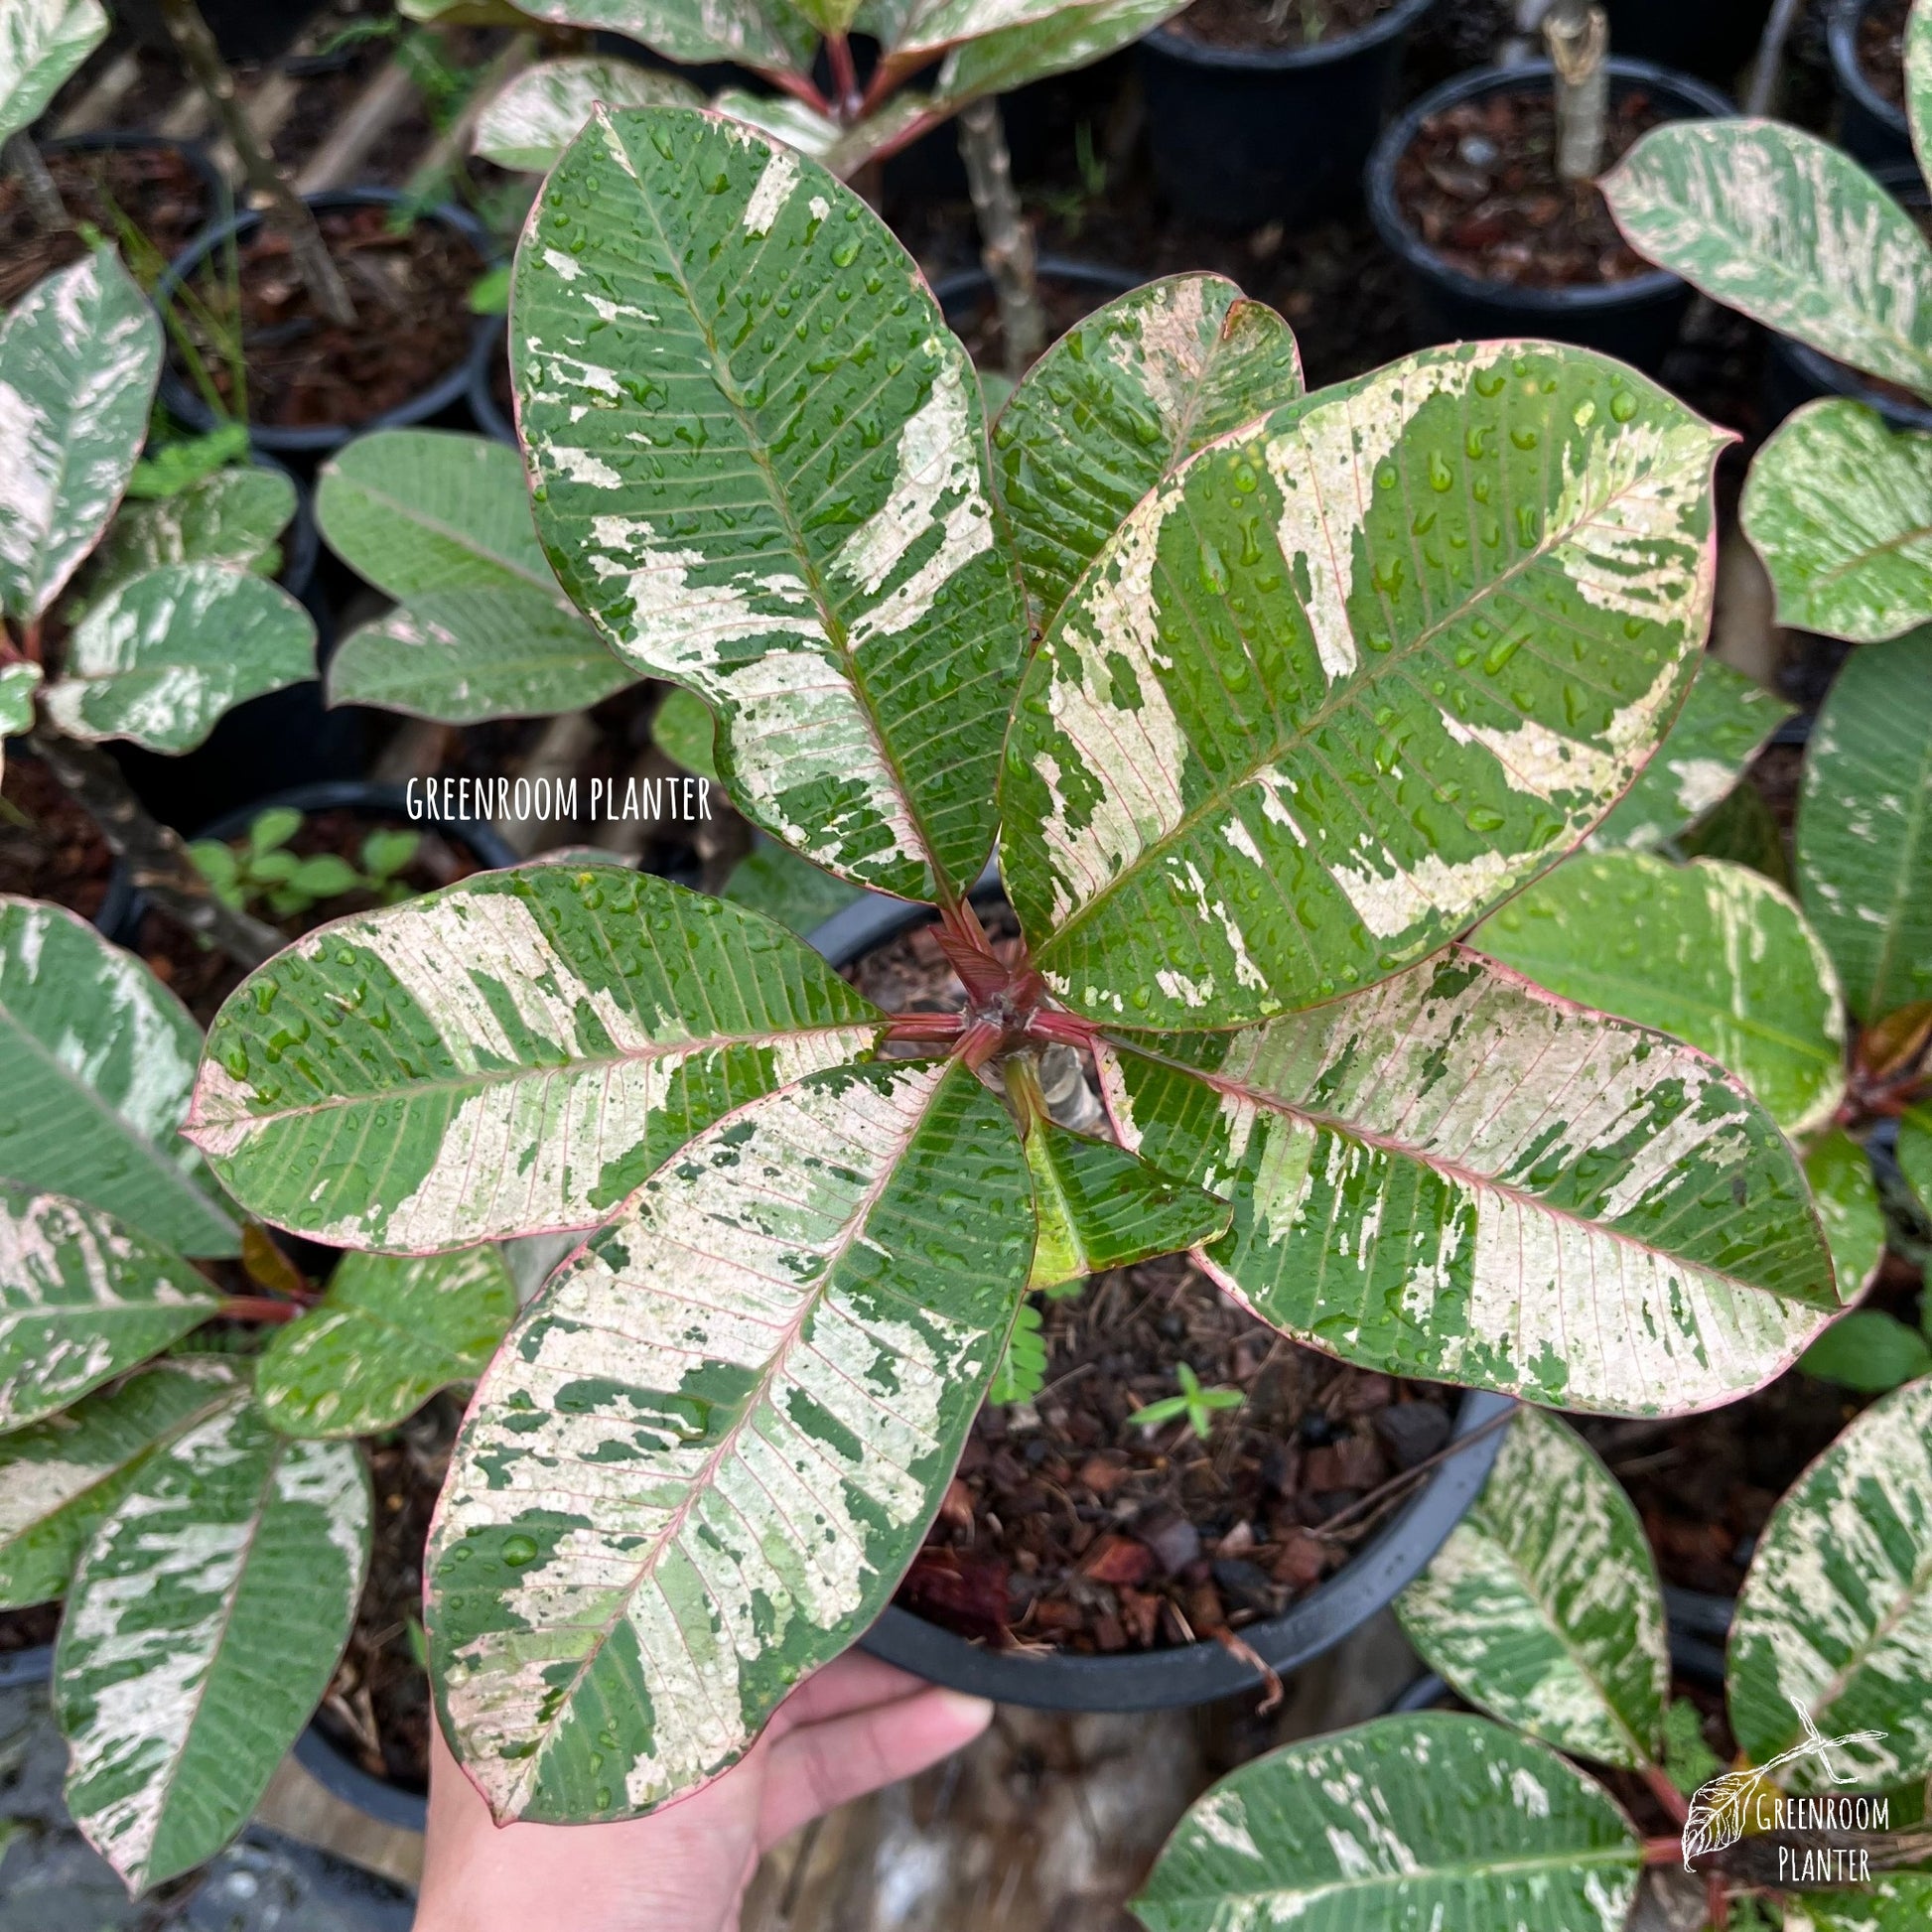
[413,1652,994,1932]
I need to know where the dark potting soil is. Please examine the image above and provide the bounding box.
[312,1396,461,1793]
[1858,0,1909,107]
[1395,87,1666,288]
[173,206,483,433]
[902,1254,1455,1655]
[846,914,1453,1656]
[0,755,116,924]
[0,143,216,308]
[1171,0,1399,51]
[1580,1359,1886,1599]
[132,808,485,1026]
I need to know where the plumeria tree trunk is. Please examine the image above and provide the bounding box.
[957,96,1045,381]
[157,0,357,327]
[1544,0,1609,182]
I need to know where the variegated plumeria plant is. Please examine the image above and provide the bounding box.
[453,0,1182,189]
[168,101,1855,1830]
[1595,14,1932,1366]
[0,0,321,971]
[0,889,524,1892]
[1601,0,1932,670]
[453,0,1187,377]
[1136,1392,1932,1932]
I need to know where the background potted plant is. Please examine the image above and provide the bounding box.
[1139,0,1438,233]
[461,0,1186,378]
[1365,2,1732,369]
[1134,1388,1932,1931]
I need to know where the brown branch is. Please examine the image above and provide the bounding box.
[29,727,283,969]
[157,0,357,327]
[219,1296,303,1323]
[956,97,1044,380]
[1544,1,1609,182]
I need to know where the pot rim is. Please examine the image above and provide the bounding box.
[1829,0,1910,138]
[929,253,1145,314]
[152,187,502,457]
[1143,0,1437,74]
[814,884,1516,1712]
[293,1724,428,1833]
[1364,57,1733,315]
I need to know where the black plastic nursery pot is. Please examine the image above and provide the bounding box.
[109,779,521,951]
[1762,163,1932,432]
[154,189,501,459]
[295,1725,428,1834]
[1140,0,1438,232]
[468,319,514,447]
[932,255,1144,375]
[1829,0,1915,174]
[809,887,1516,1712]
[1365,59,1733,374]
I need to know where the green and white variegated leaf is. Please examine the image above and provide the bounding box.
[428,1057,1033,1824]
[0,0,106,146]
[889,0,1079,59]
[511,0,816,81]
[1806,1128,1885,1301]
[0,246,161,624]
[42,564,316,753]
[1472,852,1847,1137]
[1602,121,1932,401]
[722,836,861,935]
[0,896,236,1256]
[1796,627,1932,1023]
[1023,1114,1230,1291]
[1587,656,1791,852]
[316,430,557,600]
[473,56,701,173]
[936,0,1185,103]
[993,273,1302,631]
[1787,1874,1932,1932]
[516,106,1026,903]
[1132,1714,1643,1932]
[0,661,39,778]
[1001,342,1726,1028]
[0,1357,236,1608]
[1728,1374,1932,1792]
[80,465,296,612]
[1742,402,1932,644]
[1908,0,1932,211]
[0,1187,222,1431]
[707,88,931,179]
[57,1396,369,1891]
[1100,952,1835,1415]
[186,865,886,1252]
[327,586,633,722]
[707,87,843,162]
[256,1244,518,1439]
[1396,1408,1668,1768]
